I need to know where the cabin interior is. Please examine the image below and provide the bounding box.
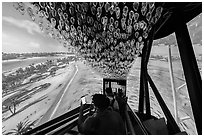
[11,2,202,135]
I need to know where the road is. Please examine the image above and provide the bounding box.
[49,61,103,118]
[36,63,78,125]
[36,61,102,127]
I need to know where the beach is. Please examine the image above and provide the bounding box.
[2,56,74,73]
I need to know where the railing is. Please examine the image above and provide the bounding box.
[25,103,155,135]
[24,104,91,135]
[126,104,149,135]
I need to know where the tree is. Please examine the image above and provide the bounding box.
[5,119,37,135]
[50,67,57,76]
[35,64,42,72]
[2,82,8,95]
[16,68,24,82]
[2,74,8,94]
[3,97,19,115]
[2,73,6,80]
[45,60,53,67]
[29,64,36,74]
[25,66,31,75]
[16,68,24,75]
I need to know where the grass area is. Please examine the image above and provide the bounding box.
[2,59,74,134]
[2,83,51,115]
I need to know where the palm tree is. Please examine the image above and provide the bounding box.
[29,64,36,74]
[46,60,53,67]
[16,67,24,75]
[5,119,37,135]
[25,66,31,75]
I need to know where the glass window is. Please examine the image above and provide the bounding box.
[147,13,201,135]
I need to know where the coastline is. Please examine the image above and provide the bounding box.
[2,62,74,134]
[2,56,73,73]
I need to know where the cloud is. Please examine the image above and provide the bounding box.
[2,32,9,40]
[2,31,18,46]
[2,16,41,35]
[29,42,40,48]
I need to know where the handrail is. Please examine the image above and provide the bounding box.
[125,107,136,135]
[24,104,91,135]
[24,107,80,134]
[52,111,90,135]
[35,113,79,134]
[127,104,149,135]
[147,74,181,134]
[52,119,79,135]
[36,109,90,135]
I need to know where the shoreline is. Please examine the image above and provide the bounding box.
[2,54,76,62]
[2,55,75,73]
[2,62,74,134]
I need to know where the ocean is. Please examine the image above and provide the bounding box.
[2,56,70,72]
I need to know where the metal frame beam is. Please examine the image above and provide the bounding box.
[138,55,145,113]
[138,28,155,118]
[147,74,181,134]
[168,45,179,123]
[174,10,202,135]
[138,40,150,115]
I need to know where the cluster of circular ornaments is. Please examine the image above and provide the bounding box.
[13,2,163,79]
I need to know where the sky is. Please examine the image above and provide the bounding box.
[2,2,68,53]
